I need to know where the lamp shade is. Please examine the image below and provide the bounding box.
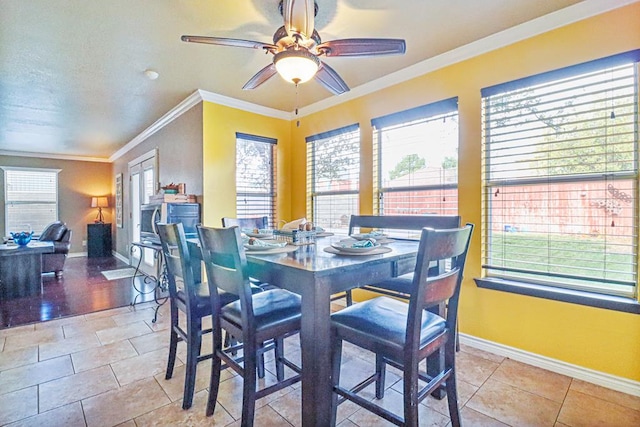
[91,197,109,208]
[274,49,320,85]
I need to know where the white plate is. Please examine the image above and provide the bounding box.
[330,242,381,253]
[244,243,285,251]
[350,233,387,241]
[245,231,274,238]
[0,245,18,250]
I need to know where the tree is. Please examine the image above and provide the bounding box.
[388,154,426,180]
[313,131,359,183]
[488,70,635,177]
[442,156,458,169]
[237,140,271,191]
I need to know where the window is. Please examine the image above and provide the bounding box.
[306,124,360,231]
[482,50,639,299]
[372,98,459,218]
[236,133,277,227]
[2,167,60,235]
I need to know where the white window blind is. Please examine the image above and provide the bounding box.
[306,124,360,231]
[236,133,277,227]
[482,50,639,298]
[372,98,459,218]
[3,167,59,234]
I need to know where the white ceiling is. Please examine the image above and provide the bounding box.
[0,0,629,160]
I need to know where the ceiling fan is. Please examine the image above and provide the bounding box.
[181,0,406,95]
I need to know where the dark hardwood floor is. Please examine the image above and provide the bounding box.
[0,256,157,329]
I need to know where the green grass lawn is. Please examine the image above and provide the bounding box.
[488,232,635,284]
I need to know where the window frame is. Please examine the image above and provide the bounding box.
[235,132,277,227]
[479,49,640,305]
[2,166,61,236]
[372,97,460,218]
[306,124,360,231]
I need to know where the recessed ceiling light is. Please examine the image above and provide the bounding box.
[144,69,159,80]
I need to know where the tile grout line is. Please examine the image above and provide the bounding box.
[79,399,89,427]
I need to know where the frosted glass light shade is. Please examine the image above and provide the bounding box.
[274,49,320,85]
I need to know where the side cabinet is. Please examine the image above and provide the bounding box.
[87,223,112,258]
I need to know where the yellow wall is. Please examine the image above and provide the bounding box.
[286,4,640,381]
[202,102,291,228]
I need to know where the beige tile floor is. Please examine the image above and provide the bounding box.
[1,300,639,427]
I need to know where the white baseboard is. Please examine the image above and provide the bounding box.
[459,333,640,398]
[68,251,87,258]
[113,251,129,264]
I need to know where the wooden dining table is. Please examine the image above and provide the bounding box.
[187,234,431,426]
[245,235,424,426]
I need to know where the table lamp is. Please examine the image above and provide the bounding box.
[91,197,109,223]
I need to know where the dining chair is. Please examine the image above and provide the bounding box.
[345,214,461,301]
[197,225,302,425]
[330,224,473,426]
[158,222,270,406]
[157,222,218,410]
[222,216,274,287]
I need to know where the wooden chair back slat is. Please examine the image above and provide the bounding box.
[157,223,198,303]
[197,225,255,320]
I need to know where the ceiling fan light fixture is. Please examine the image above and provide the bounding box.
[273,49,320,85]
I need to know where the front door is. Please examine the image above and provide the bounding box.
[129,150,157,276]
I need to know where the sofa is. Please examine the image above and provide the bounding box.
[39,221,72,278]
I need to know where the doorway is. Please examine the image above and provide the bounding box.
[128,149,158,276]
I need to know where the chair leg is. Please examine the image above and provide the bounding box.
[330,337,343,427]
[257,349,266,379]
[455,312,460,352]
[345,290,353,306]
[274,337,285,381]
[206,332,224,417]
[241,342,258,427]
[403,362,420,427]
[446,343,461,427]
[446,371,461,427]
[182,317,202,410]
[375,354,386,399]
[165,304,179,380]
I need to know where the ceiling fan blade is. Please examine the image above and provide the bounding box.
[315,62,350,95]
[181,35,276,52]
[242,64,278,90]
[282,0,315,39]
[317,38,406,57]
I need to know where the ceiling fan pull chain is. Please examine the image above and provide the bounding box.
[295,84,301,127]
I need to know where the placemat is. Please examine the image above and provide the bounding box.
[323,246,392,256]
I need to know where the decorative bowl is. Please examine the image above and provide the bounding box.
[10,231,33,246]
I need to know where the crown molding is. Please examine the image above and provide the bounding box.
[197,90,291,121]
[110,89,291,162]
[109,91,203,162]
[297,0,639,118]
[0,149,110,163]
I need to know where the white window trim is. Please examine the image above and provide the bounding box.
[2,166,61,236]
